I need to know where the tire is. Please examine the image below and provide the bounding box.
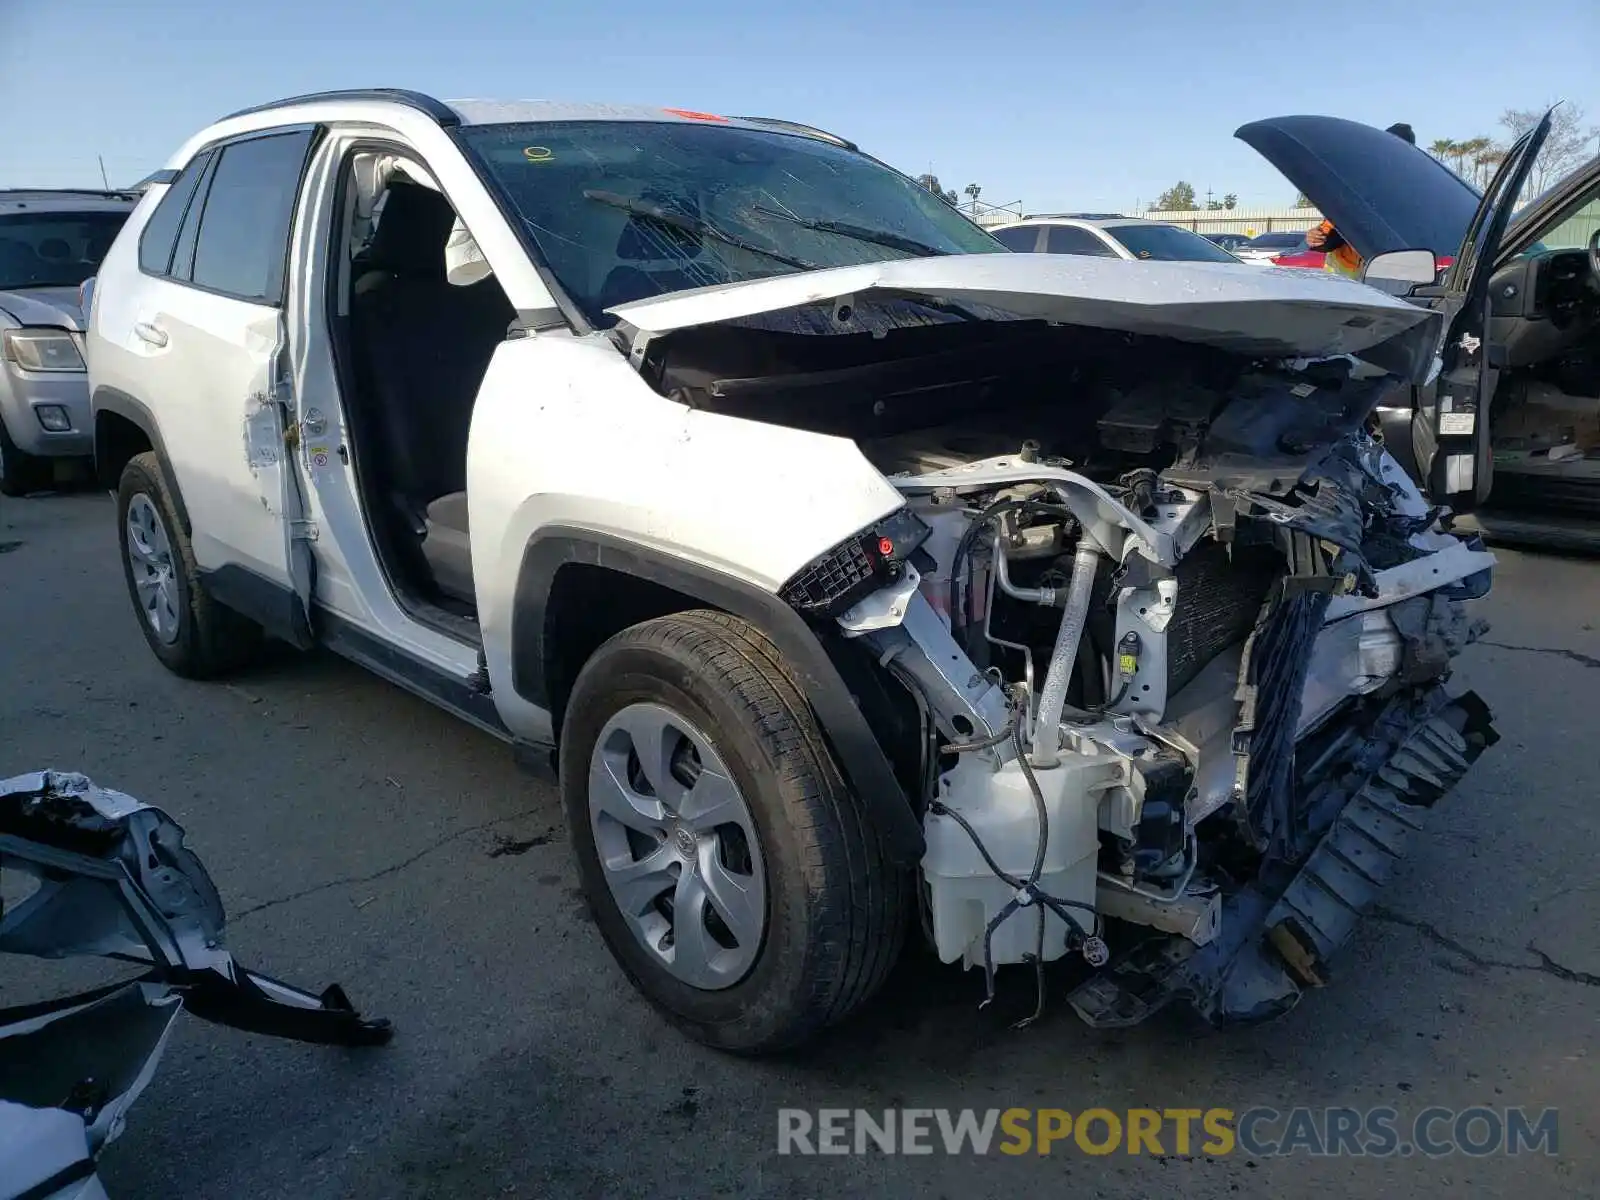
[0,417,51,497]
[116,451,262,678]
[560,609,909,1054]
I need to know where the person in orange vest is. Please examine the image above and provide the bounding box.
[1306,123,1417,277]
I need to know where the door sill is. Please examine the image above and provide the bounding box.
[317,609,509,740]
[395,590,482,648]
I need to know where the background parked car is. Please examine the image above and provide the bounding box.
[0,189,136,495]
[1232,230,1312,266]
[990,216,1245,262]
[1202,231,1254,253]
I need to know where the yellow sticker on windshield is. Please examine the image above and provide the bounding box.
[523,146,553,163]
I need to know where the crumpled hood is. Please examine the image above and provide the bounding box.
[608,253,1444,382]
[0,286,84,331]
[1235,115,1480,261]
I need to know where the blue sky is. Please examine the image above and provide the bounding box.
[3,0,1596,211]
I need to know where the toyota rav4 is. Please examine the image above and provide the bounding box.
[85,90,1503,1052]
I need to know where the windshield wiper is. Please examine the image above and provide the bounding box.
[750,207,951,258]
[583,190,820,271]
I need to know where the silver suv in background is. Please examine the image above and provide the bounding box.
[0,189,136,495]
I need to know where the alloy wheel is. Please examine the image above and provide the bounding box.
[125,492,181,645]
[587,702,767,990]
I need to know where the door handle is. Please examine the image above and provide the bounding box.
[133,321,168,348]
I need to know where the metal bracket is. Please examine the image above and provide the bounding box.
[864,591,1010,743]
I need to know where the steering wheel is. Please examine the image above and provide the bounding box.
[1589,228,1600,286]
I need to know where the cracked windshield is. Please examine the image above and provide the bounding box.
[464,120,1002,322]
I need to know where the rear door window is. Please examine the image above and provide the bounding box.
[1045,225,1118,256]
[993,226,1044,251]
[189,130,316,304]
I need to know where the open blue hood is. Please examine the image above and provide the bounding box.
[1236,115,1482,260]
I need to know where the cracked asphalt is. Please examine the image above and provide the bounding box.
[3,490,1597,1199]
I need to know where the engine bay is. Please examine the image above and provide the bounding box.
[849,425,1495,1025]
[638,309,1500,1026]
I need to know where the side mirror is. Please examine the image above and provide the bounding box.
[1362,249,1438,295]
[78,276,96,321]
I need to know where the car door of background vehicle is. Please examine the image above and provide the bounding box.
[1416,110,1552,508]
[130,127,320,643]
[992,225,1046,251]
[1045,224,1124,258]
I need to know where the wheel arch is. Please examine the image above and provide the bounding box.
[511,527,925,864]
[92,387,188,533]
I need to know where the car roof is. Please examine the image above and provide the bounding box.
[160,89,862,175]
[0,189,140,215]
[999,216,1183,232]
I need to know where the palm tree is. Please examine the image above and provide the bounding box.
[1473,145,1507,188]
[1429,137,1457,164]
[1456,137,1492,185]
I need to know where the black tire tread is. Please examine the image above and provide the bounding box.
[119,451,262,678]
[575,608,907,1051]
[678,610,909,1022]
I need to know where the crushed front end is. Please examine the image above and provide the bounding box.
[816,355,1500,1028]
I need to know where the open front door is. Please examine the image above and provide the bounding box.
[1418,108,1554,509]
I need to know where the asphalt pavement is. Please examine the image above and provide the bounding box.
[2,489,1596,1199]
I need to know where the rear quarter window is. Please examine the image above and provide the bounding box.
[137,151,212,275]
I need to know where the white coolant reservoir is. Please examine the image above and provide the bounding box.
[922,748,1122,970]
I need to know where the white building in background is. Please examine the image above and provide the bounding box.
[1136,205,1323,235]
[947,188,1324,236]
[973,204,1324,234]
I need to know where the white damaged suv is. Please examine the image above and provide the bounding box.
[86,90,1502,1052]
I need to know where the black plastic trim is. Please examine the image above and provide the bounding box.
[220,88,461,126]
[510,527,924,862]
[90,386,190,533]
[316,609,511,740]
[12,1158,98,1200]
[197,564,314,650]
[731,116,858,151]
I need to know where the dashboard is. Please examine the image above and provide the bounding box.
[1487,248,1598,368]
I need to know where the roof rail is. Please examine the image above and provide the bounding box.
[220,88,460,126]
[1028,211,1130,221]
[732,116,857,152]
[0,187,141,201]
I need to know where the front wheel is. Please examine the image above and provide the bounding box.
[116,452,262,678]
[560,609,908,1054]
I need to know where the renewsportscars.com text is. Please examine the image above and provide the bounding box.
[776,1106,1560,1158]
